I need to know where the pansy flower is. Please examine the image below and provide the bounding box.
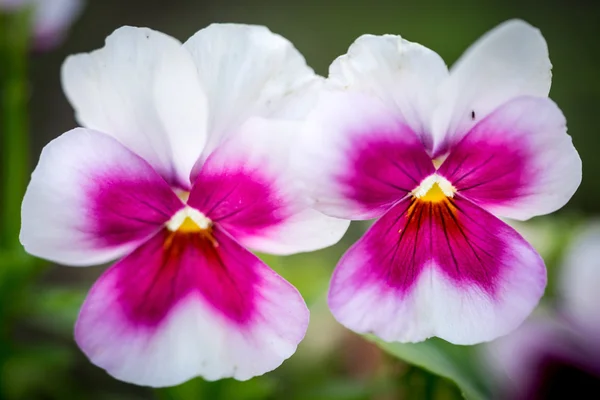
[297,20,582,344]
[20,24,348,386]
[487,223,600,399]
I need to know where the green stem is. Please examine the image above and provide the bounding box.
[0,9,30,250]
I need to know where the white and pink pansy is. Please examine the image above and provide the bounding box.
[20,24,348,387]
[297,20,582,344]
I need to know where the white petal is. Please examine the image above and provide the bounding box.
[183,23,320,155]
[560,222,600,335]
[432,19,552,152]
[328,34,448,152]
[61,26,208,187]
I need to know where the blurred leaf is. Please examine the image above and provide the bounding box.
[1,344,75,399]
[26,286,87,335]
[155,376,276,400]
[371,337,491,400]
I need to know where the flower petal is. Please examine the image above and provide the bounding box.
[61,26,208,187]
[328,34,448,153]
[437,96,581,221]
[183,23,320,157]
[328,195,546,344]
[188,117,349,255]
[20,128,182,266]
[297,91,434,220]
[75,228,308,386]
[560,222,600,335]
[431,19,552,152]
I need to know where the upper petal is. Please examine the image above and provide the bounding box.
[296,90,434,220]
[437,96,581,220]
[20,128,182,266]
[328,34,449,153]
[431,19,552,152]
[328,195,546,344]
[183,23,320,156]
[75,227,308,386]
[189,117,348,255]
[61,26,208,188]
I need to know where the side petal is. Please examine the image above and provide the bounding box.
[20,128,182,266]
[184,23,320,156]
[432,19,552,152]
[328,34,449,152]
[61,26,208,187]
[560,222,600,336]
[328,195,546,344]
[189,118,349,255]
[437,97,581,221]
[75,228,308,386]
[296,90,434,220]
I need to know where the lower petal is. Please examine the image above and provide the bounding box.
[75,227,308,386]
[328,195,546,344]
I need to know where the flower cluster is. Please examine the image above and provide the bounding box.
[20,20,581,386]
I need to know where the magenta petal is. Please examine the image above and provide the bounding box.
[75,228,308,386]
[20,128,183,266]
[189,167,286,240]
[328,195,546,344]
[438,96,580,220]
[297,91,435,220]
[187,118,349,255]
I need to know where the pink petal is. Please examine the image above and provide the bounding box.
[75,227,308,386]
[328,194,546,344]
[21,128,182,266]
[297,91,434,220]
[189,117,348,255]
[437,97,581,221]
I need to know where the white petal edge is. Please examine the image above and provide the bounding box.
[431,19,552,152]
[183,23,321,157]
[328,34,448,152]
[61,26,208,187]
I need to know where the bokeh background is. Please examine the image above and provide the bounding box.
[1,0,599,399]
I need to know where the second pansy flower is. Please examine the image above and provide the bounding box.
[297,20,582,344]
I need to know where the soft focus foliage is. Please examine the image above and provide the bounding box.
[1,1,599,399]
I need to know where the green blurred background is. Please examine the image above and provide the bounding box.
[1,0,599,399]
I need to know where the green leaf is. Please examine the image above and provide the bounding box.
[155,376,276,400]
[370,337,491,400]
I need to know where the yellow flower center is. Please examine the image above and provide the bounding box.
[412,174,456,203]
